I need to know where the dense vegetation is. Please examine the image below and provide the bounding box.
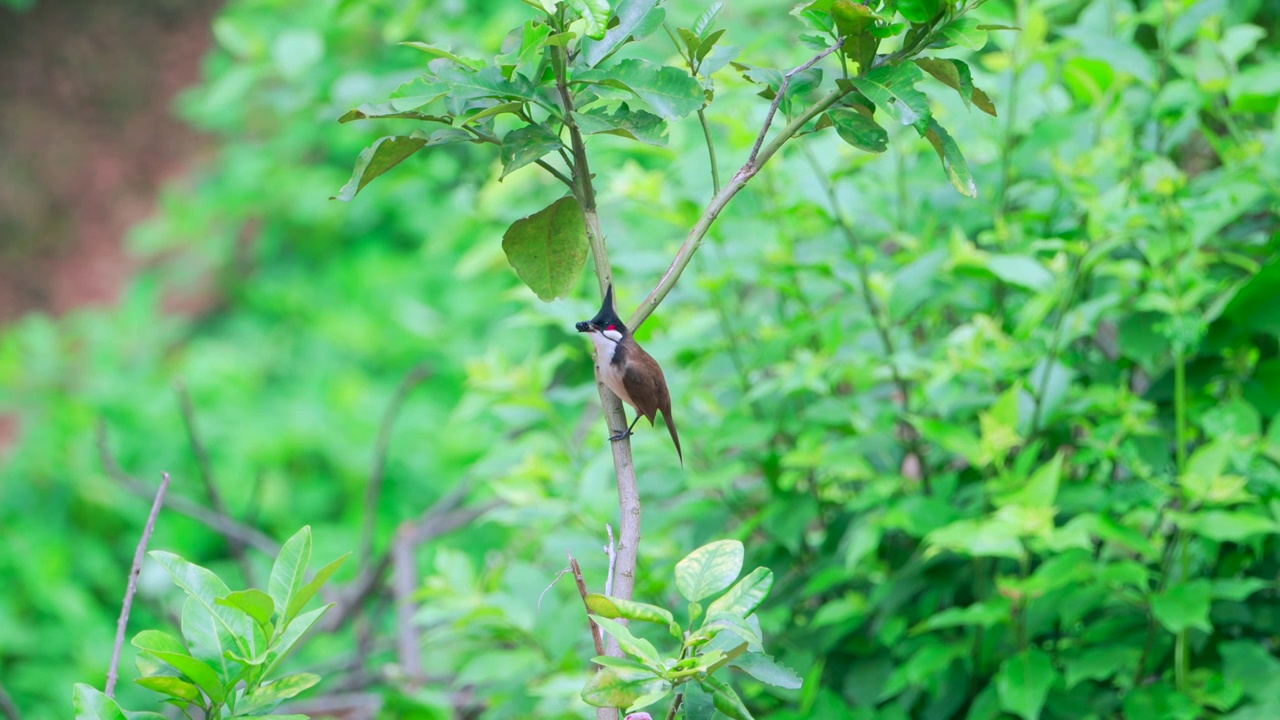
[2,0,1280,718]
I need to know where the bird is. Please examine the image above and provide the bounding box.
[575,284,683,465]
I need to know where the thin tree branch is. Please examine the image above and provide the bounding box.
[362,362,433,571]
[569,552,606,660]
[697,110,722,197]
[176,382,253,582]
[106,471,172,698]
[97,422,281,556]
[631,41,850,330]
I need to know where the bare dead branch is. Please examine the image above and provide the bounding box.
[106,471,172,697]
[569,552,606,660]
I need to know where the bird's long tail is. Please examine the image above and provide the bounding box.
[661,409,683,467]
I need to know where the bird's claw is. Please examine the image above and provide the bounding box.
[608,429,634,442]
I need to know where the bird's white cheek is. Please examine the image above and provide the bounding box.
[589,332,618,363]
[602,328,623,343]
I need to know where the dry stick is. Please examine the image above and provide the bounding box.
[97,423,282,555]
[106,471,172,698]
[176,382,255,582]
[630,40,848,331]
[361,362,434,571]
[569,552,607,660]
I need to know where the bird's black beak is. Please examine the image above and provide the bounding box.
[575,321,595,333]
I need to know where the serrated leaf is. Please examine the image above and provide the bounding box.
[500,125,565,178]
[286,552,349,621]
[607,58,705,119]
[72,685,127,720]
[582,0,663,66]
[399,42,486,70]
[332,129,470,202]
[502,196,588,301]
[676,540,744,602]
[851,63,930,129]
[730,652,803,689]
[827,108,888,153]
[924,118,976,197]
[134,676,200,702]
[572,105,667,145]
[706,567,773,618]
[568,0,611,39]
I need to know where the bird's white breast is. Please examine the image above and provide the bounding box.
[588,332,634,407]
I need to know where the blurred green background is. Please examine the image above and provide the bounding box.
[2,0,1280,718]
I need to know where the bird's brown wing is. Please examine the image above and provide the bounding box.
[621,348,682,465]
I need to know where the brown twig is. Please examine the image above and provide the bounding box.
[746,40,845,168]
[97,422,281,556]
[569,552,606,660]
[176,382,254,582]
[362,362,434,570]
[106,471,172,697]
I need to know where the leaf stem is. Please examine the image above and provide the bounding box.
[698,110,721,195]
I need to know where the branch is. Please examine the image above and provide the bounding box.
[97,422,281,556]
[176,382,254,581]
[106,471,172,697]
[361,362,433,571]
[0,683,20,720]
[631,41,850,330]
[568,552,606,659]
[460,124,574,189]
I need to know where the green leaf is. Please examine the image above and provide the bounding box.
[851,63,930,130]
[331,130,470,201]
[269,527,312,625]
[149,552,249,674]
[286,551,349,621]
[140,650,225,703]
[586,594,679,634]
[581,664,668,710]
[262,605,332,680]
[675,539,744,602]
[702,676,754,720]
[995,648,1056,720]
[706,567,773,618]
[388,75,452,112]
[1096,514,1160,561]
[730,652,803,689]
[568,0,611,39]
[131,630,190,657]
[572,106,667,145]
[896,0,939,24]
[606,58,706,119]
[336,103,452,124]
[1176,509,1278,542]
[682,681,716,720]
[590,615,662,667]
[995,453,1062,509]
[832,1,879,71]
[827,109,888,153]
[134,676,201,702]
[218,589,275,629]
[501,196,588,302]
[500,125,565,178]
[987,254,1054,291]
[237,673,322,715]
[1062,646,1140,688]
[581,0,663,66]
[914,58,997,116]
[398,42,486,70]
[692,2,724,36]
[938,17,988,50]
[72,685,128,720]
[1151,580,1213,633]
[435,64,538,103]
[923,117,976,197]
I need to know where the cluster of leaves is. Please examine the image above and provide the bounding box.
[336,0,1000,303]
[582,540,799,718]
[73,527,344,719]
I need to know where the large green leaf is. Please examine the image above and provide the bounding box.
[72,685,127,720]
[140,650,225,703]
[590,615,662,667]
[914,57,997,116]
[851,63,930,130]
[1151,580,1213,633]
[500,125,564,178]
[581,0,663,66]
[675,539,744,603]
[580,664,668,710]
[269,527,312,626]
[134,676,201,702]
[702,676,754,720]
[729,652,803,689]
[586,593,679,636]
[567,0,611,39]
[150,552,250,674]
[923,117,976,197]
[331,130,471,202]
[572,105,667,146]
[217,589,275,629]
[262,605,333,680]
[896,0,940,23]
[286,552,350,621]
[604,59,705,119]
[995,649,1056,720]
[706,567,773,618]
[501,196,588,302]
[236,673,321,715]
[827,108,888,153]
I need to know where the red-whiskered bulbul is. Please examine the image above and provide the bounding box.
[576,284,683,465]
